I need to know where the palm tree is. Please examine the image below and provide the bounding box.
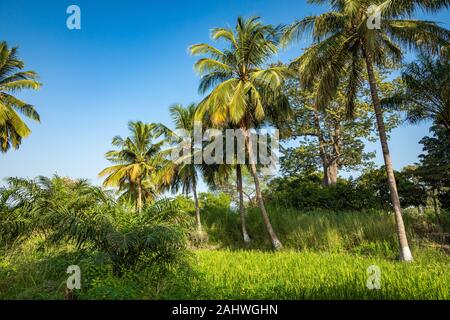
[155,103,205,232]
[190,16,290,250]
[282,0,449,261]
[99,121,163,213]
[0,42,41,152]
[383,54,450,146]
[201,141,251,244]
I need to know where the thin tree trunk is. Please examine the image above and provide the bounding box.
[137,177,143,214]
[192,177,202,231]
[432,189,441,216]
[364,48,413,262]
[236,164,251,243]
[328,121,341,186]
[418,205,424,216]
[313,107,331,186]
[244,128,282,250]
[447,126,450,150]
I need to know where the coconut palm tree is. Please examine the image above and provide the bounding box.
[282,0,449,261]
[0,42,41,152]
[383,54,450,146]
[99,121,163,213]
[189,16,291,250]
[154,103,205,231]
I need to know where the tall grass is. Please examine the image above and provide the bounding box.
[1,202,448,300]
[201,205,426,258]
[162,249,449,300]
[2,242,448,300]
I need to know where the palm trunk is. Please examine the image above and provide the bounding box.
[244,128,282,250]
[364,48,413,262]
[236,164,251,243]
[192,177,202,231]
[137,177,143,214]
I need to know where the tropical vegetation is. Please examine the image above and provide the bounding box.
[1,1,449,300]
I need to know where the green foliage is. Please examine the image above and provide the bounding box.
[191,16,291,128]
[415,125,450,210]
[282,0,449,114]
[383,54,450,135]
[0,176,189,275]
[99,121,164,211]
[265,167,428,212]
[172,195,195,213]
[266,174,376,211]
[0,41,41,152]
[199,192,231,210]
[278,74,401,178]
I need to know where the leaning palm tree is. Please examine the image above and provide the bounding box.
[99,121,163,213]
[383,54,450,146]
[155,103,205,232]
[282,0,449,261]
[0,42,41,152]
[190,16,291,250]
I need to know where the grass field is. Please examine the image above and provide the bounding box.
[182,249,450,300]
[1,247,448,300]
[0,208,449,300]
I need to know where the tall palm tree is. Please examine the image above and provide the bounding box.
[190,16,290,250]
[99,121,163,213]
[383,54,450,146]
[0,42,41,152]
[155,103,204,231]
[282,0,449,261]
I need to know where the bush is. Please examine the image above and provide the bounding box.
[0,177,189,276]
[265,176,376,211]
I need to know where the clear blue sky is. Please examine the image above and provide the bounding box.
[1,0,449,188]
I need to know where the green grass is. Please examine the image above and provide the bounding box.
[201,206,444,258]
[1,243,448,300]
[1,208,449,300]
[178,249,450,300]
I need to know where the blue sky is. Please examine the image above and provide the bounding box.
[1,0,449,189]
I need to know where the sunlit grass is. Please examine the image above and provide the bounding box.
[180,249,450,300]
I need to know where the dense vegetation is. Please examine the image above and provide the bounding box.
[1,192,449,299]
[1,0,449,300]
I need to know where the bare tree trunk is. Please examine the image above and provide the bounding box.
[325,161,338,185]
[244,128,282,250]
[137,177,143,214]
[236,164,251,243]
[192,177,202,231]
[364,48,413,262]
